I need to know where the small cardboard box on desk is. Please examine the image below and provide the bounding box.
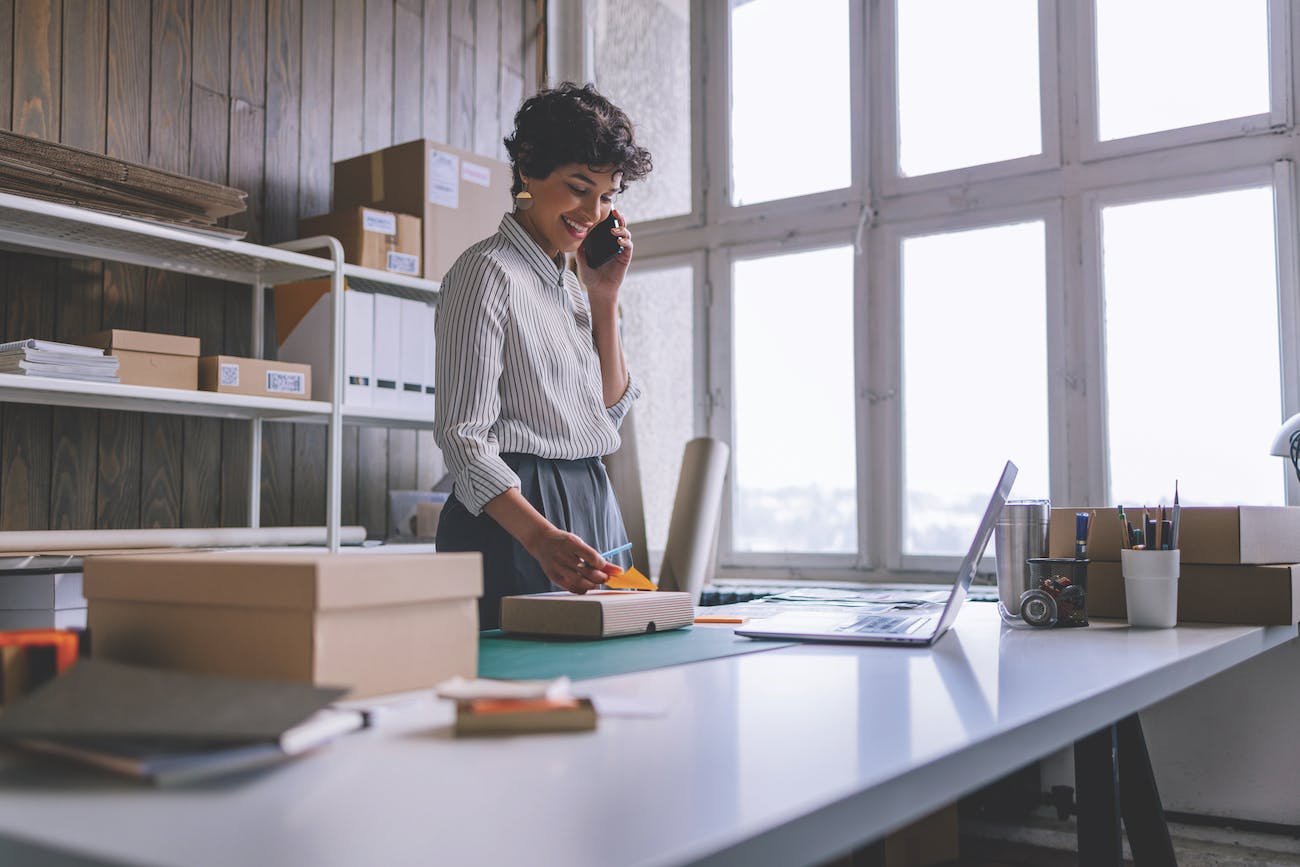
[82,552,482,699]
[1048,506,1300,624]
[74,329,199,389]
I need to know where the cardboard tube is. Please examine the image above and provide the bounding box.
[658,437,730,603]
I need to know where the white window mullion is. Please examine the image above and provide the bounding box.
[1272,159,1300,504]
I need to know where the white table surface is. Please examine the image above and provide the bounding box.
[0,604,1293,867]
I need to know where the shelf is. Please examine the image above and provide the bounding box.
[342,404,436,430]
[341,263,440,301]
[0,374,332,421]
[0,191,334,285]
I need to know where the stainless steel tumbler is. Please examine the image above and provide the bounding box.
[994,499,1051,623]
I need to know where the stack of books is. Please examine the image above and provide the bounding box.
[0,339,119,383]
[438,676,598,736]
[0,660,363,784]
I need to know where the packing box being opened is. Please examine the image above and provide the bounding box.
[297,207,421,276]
[333,139,511,281]
[1085,561,1300,625]
[74,329,199,390]
[198,355,311,400]
[1049,506,1300,564]
[83,551,483,698]
[500,590,694,639]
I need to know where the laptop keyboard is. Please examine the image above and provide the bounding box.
[842,614,924,635]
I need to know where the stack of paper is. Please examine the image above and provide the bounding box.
[0,129,247,236]
[0,660,362,785]
[0,339,119,383]
[437,676,597,735]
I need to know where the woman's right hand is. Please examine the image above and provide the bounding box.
[525,527,611,594]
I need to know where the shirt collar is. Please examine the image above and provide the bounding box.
[500,213,567,284]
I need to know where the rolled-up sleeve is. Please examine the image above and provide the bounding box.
[605,372,642,429]
[434,254,521,515]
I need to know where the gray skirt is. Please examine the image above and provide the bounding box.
[436,453,631,629]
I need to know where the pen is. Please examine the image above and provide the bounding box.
[1117,506,1129,548]
[1171,481,1181,550]
[599,542,633,561]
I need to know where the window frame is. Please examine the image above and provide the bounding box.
[568,0,1300,582]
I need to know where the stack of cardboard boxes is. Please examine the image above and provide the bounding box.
[1048,506,1300,624]
[277,139,511,412]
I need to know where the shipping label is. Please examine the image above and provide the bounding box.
[219,363,239,387]
[386,251,420,275]
[428,149,460,208]
[461,161,491,187]
[362,209,398,235]
[266,370,306,396]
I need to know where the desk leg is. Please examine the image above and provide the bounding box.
[1075,725,1123,865]
[1117,714,1177,866]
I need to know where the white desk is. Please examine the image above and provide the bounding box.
[0,604,1293,867]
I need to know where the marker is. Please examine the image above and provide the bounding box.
[1075,512,1090,559]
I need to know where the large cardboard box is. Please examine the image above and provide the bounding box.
[333,139,511,281]
[273,279,381,406]
[83,552,483,698]
[198,355,312,400]
[1085,561,1300,625]
[75,329,199,390]
[297,207,421,276]
[1049,506,1300,564]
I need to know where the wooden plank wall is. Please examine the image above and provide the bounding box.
[0,0,541,537]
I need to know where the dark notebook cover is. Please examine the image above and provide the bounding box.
[0,659,346,744]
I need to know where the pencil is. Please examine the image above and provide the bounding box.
[1171,481,1181,549]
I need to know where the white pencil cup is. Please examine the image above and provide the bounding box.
[1121,548,1180,628]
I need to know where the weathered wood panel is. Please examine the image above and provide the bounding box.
[0,0,530,536]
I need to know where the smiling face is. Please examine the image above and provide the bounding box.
[515,163,621,259]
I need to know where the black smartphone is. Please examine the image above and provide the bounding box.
[583,212,623,269]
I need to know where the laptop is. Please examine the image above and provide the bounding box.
[735,460,1017,646]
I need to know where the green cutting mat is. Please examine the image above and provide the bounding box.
[478,627,796,681]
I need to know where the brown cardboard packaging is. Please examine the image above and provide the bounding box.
[297,207,421,276]
[75,329,199,390]
[883,804,958,867]
[501,590,694,638]
[333,139,511,281]
[83,551,483,698]
[1049,506,1300,564]
[198,355,312,400]
[1086,561,1300,625]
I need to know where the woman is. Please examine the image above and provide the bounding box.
[434,83,653,629]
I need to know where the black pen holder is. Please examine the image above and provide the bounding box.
[1020,558,1090,628]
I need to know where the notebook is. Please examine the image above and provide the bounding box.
[735,461,1017,646]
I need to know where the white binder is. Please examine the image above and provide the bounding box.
[372,293,402,408]
[344,291,374,407]
[399,298,429,411]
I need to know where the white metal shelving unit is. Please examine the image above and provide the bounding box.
[0,191,440,553]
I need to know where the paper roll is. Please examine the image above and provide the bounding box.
[658,437,730,603]
[0,525,368,554]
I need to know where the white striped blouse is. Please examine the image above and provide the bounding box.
[434,213,641,515]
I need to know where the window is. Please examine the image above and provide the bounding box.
[1101,185,1284,506]
[589,0,693,221]
[895,0,1042,177]
[901,221,1049,556]
[579,1,1299,580]
[729,0,853,205]
[1094,0,1270,142]
[619,263,698,561]
[730,246,858,554]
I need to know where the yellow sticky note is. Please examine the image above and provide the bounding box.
[605,566,656,591]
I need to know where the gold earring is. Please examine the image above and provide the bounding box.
[514,189,533,211]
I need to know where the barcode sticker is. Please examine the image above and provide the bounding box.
[428,149,459,208]
[386,251,420,275]
[219,363,239,387]
[267,370,306,395]
[461,161,491,187]
[362,209,397,235]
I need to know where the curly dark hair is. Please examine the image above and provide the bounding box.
[504,82,653,195]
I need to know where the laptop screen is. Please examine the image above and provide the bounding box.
[928,460,1018,636]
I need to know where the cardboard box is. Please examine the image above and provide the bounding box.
[1049,506,1300,564]
[501,590,694,638]
[198,355,312,401]
[333,139,511,281]
[75,329,199,390]
[1085,561,1300,625]
[297,207,421,276]
[273,280,376,405]
[83,552,483,698]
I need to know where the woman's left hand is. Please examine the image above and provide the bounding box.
[577,208,633,303]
